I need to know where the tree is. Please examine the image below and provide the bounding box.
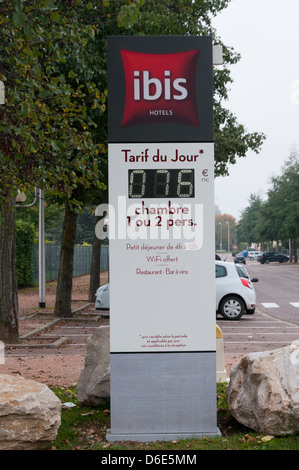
[237,194,264,247]
[256,149,299,261]
[213,104,265,177]
[54,200,79,316]
[132,0,265,176]
[51,1,146,313]
[0,0,106,339]
[0,195,18,342]
[52,1,142,316]
[237,148,299,260]
[88,190,108,302]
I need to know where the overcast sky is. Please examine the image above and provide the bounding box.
[212,0,299,220]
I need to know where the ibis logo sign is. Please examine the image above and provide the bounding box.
[108,36,213,143]
[121,49,200,128]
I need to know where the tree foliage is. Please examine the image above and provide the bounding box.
[237,194,264,246]
[0,0,107,203]
[256,149,299,249]
[237,148,299,258]
[0,0,110,336]
[1,0,266,197]
[132,0,265,176]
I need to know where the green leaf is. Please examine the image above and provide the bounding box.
[51,141,61,151]
[68,70,77,79]
[51,11,61,23]
[13,11,25,27]
[117,5,139,29]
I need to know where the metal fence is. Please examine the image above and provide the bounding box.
[32,243,109,284]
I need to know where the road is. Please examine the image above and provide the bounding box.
[216,259,299,358]
[245,260,299,325]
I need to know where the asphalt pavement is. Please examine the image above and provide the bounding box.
[245,260,299,326]
[217,258,299,357]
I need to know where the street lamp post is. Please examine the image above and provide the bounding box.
[218,222,222,251]
[39,189,46,308]
[16,188,46,308]
[226,221,230,253]
[2,79,46,307]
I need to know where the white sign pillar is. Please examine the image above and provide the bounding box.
[107,36,220,441]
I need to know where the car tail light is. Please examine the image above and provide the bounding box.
[241,278,252,289]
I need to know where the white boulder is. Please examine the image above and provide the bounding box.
[77,326,110,405]
[227,341,299,436]
[0,374,61,450]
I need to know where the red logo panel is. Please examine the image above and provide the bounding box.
[121,49,200,128]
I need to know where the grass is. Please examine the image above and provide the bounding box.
[48,383,299,451]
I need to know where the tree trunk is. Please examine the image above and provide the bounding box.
[0,196,19,343]
[54,202,78,317]
[88,214,102,302]
[89,192,108,302]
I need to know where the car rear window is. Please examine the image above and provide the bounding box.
[215,264,227,278]
[236,265,249,279]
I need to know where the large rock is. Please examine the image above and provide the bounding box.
[77,326,110,405]
[227,341,299,436]
[0,374,61,450]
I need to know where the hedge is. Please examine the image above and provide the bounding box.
[16,219,35,288]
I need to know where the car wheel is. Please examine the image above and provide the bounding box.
[219,296,245,320]
[265,259,270,264]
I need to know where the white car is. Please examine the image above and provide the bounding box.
[94,283,110,309]
[248,250,263,260]
[95,261,258,321]
[216,260,258,320]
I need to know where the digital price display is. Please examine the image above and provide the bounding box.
[128,169,195,199]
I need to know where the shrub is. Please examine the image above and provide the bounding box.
[16,220,35,287]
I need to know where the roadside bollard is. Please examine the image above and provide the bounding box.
[216,325,228,382]
[0,341,4,364]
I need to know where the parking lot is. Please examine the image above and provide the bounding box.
[217,259,299,356]
[217,309,299,357]
[1,262,298,384]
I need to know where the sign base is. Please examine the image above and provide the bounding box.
[107,351,220,442]
[106,430,221,443]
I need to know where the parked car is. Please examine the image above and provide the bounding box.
[94,283,110,309]
[248,250,263,260]
[257,251,289,264]
[216,261,258,320]
[95,261,259,321]
[234,253,246,264]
